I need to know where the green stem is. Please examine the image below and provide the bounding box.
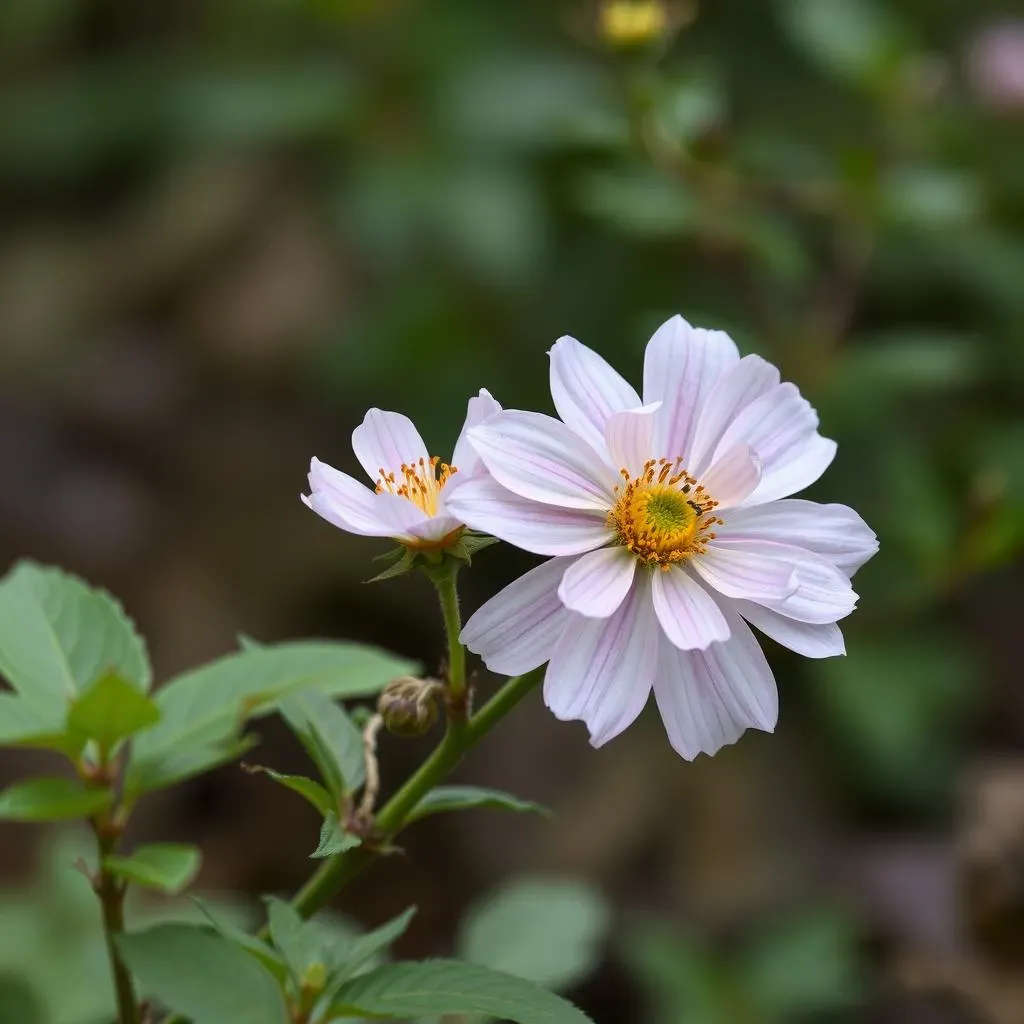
[433,570,467,717]
[93,822,140,1024]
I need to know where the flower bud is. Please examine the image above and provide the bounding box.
[378,677,441,738]
[599,1,670,48]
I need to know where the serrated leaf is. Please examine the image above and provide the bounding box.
[408,786,549,824]
[279,690,365,799]
[329,959,593,1023]
[66,672,161,755]
[243,765,334,817]
[104,843,201,895]
[192,898,287,983]
[0,561,151,718]
[118,924,289,1024]
[331,907,417,987]
[265,896,325,980]
[0,693,70,752]
[127,641,413,796]
[126,734,259,796]
[311,813,361,859]
[460,879,610,992]
[0,777,112,821]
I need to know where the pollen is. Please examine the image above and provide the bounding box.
[375,457,458,516]
[607,458,723,568]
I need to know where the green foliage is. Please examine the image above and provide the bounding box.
[104,844,202,895]
[0,778,112,821]
[243,765,335,817]
[408,786,549,824]
[66,672,161,757]
[310,813,360,859]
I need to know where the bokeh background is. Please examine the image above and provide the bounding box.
[2,0,1024,1021]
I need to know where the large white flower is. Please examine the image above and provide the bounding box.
[303,389,501,548]
[446,316,877,760]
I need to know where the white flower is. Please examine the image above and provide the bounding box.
[303,389,501,549]
[446,316,877,760]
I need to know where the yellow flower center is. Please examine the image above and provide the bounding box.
[607,458,722,569]
[599,1,669,47]
[375,457,458,517]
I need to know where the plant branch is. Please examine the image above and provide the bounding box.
[433,570,468,722]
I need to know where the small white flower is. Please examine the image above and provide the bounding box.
[303,389,501,549]
[446,316,878,760]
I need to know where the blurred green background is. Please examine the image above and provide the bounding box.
[1,0,1023,1021]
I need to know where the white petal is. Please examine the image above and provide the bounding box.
[690,545,797,602]
[699,444,762,509]
[715,500,878,575]
[712,538,857,623]
[549,336,641,455]
[371,491,432,534]
[654,609,777,760]
[351,409,429,483]
[406,514,463,544]
[604,403,661,476]
[734,600,846,658]
[461,557,573,676]
[445,476,611,556]
[557,546,636,618]
[642,315,740,464]
[651,567,730,650]
[689,355,780,476]
[544,572,659,747]
[468,411,620,511]
[743,436,838,506]
[304,459,395,537]
[452,388,502,476]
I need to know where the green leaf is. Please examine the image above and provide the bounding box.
[191,899,287,984]
[0,693,68,751]
[329,959,594,1023]
[104,843,201,895]
[265,897,325,980]
[126,734,259,796]
[408,786,549,824]
[0,976,46,1024]
[330,907,417,988]
[0,777,112,821]
[279,689,365,798]
[128,641,413,796]
[311,813,360,859]
[460,879,610,991]
[118,924,289,1024]
[243,765,334,817]
[66,672,161,755]
[0,561,151,717]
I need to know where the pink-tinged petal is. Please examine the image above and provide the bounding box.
[604,403,661,476]
[351,409,429,483]
[444,476,612,556]
[689,355,780,476]
[699,444,762,509]
[712,538,857,623]
[544,572,659,747]
[642,315,740,464]
[302,491,399,539]
[549,336,641,455]
[557,546,636,618]
[452,388,502,476]
[651,566,730,650]
[654,609,777,760]
[734,600,846,658]
[467,410,620,511]
[714,500,878,575]
[304,458,396,537]
[743,435,838,506]
[371,491,432,535]
[461,557,573,676]
[406,515,463,544]
[690,545,797,602]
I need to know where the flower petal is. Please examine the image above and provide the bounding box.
[557,546,636,618]
[689,354,780,476]
[714,500,878,575]
[699,444,762,509]
[651,566,730,650]
[690,545,797,602]
[371,491,432,534]
[654,609,777,761]
[351,409,429,483]
[461,557,573,676]
[549,336,641,455]
[468,410,620,510]
[604,403,661,476]
[544,572,659,747]
[304,458,396,537]
[642,315,740,464]
[744,435,838,506]
[734,600,846,658]
[445,476,611,556]
[452,388,502,476]
[406,514,463,544]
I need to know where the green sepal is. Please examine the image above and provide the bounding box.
[311,813,361,859]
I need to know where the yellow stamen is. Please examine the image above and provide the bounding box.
[607,457,723,568]
[374,456,458,517]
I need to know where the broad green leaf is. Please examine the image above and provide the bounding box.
[460,879,610,991]
[311,813,360,859]
[279,689,365,798]
[192,899,287,984]
[128,641,412,795]
[0,561,151,716]
[0,693,69,751]
[0,976,46,1024]
[329,959,593,1023]
[328,907,417,990]
[104,843,201,895]
[66,672,161,755]
[266,897,324,980]
[118,924,289,1024]
[0,778,112,821]
[408,786,549,824]
[125,734,258,796]
[243,765,334,817]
